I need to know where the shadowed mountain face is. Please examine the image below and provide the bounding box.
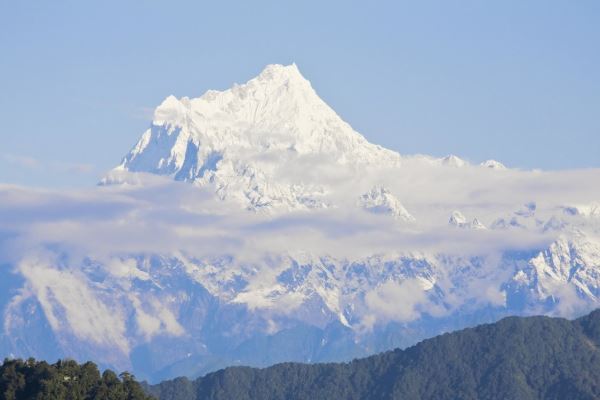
[147,309,600,400]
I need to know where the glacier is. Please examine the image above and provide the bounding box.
[2,64,600,382]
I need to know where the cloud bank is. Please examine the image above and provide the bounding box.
[0,163,599,368]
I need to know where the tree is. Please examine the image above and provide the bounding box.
[0,358,154,400]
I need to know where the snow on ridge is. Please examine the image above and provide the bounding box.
[358,185,415,222]
[105,64,522,215]
[480,159,507,170]
[110,63,404,212]
[133,63,398,165]
[562,202,600,218]
[449,211,486,230]
[440,154,468,167]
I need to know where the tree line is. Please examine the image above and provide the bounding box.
[0,358,153,400]
[3,309,600,399]
[147,309,600,400]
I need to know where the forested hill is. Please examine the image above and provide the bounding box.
[2,311,599,400]
[147,309,600,400]
[0,358,152,399]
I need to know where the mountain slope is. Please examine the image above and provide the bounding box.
[147,309,600,400]
[2,64,600,383]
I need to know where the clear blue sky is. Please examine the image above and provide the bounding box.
[1,0,599,187]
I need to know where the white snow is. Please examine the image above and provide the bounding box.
[480,159,507,170]
[112,64,401,212]
[441,155,468,167]
[562,202,600,218]
[358,185,415,222]
[449,211,487,229]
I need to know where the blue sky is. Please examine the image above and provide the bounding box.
[0,0,599,187]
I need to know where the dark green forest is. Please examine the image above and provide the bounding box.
[147,309,600,400]
[0,358,152,400]
[3,310,600,399]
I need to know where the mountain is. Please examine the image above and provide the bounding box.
[358,185,415,222]
[103,63,400,212]
[146,309,600,400]
[2,64,600,383]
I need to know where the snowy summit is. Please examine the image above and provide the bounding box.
[106,64,400,211]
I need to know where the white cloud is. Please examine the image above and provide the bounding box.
[2,154,40,169]
[1,154,95,176]
[16,253,129,354]
[364,279,431,325]
[129,294,185,340]
[0,163,599,345]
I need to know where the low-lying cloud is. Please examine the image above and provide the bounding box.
[0,163,599,354]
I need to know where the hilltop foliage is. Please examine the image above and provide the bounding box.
[0,358,153,400]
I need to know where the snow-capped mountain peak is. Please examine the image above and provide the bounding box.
[449,211,467,226]
[107,64,402,211]
[441,154,467,167]
[480,159,507,170]
[358,185,415,222]
[562,202,600,218]
[153,95,188,126]
[449,211,487,229]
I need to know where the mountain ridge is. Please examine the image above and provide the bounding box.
[104,64,427,212]
[146,309,600,400]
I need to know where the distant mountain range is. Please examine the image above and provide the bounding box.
[1,64,600,382]
[146,309,600,400]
